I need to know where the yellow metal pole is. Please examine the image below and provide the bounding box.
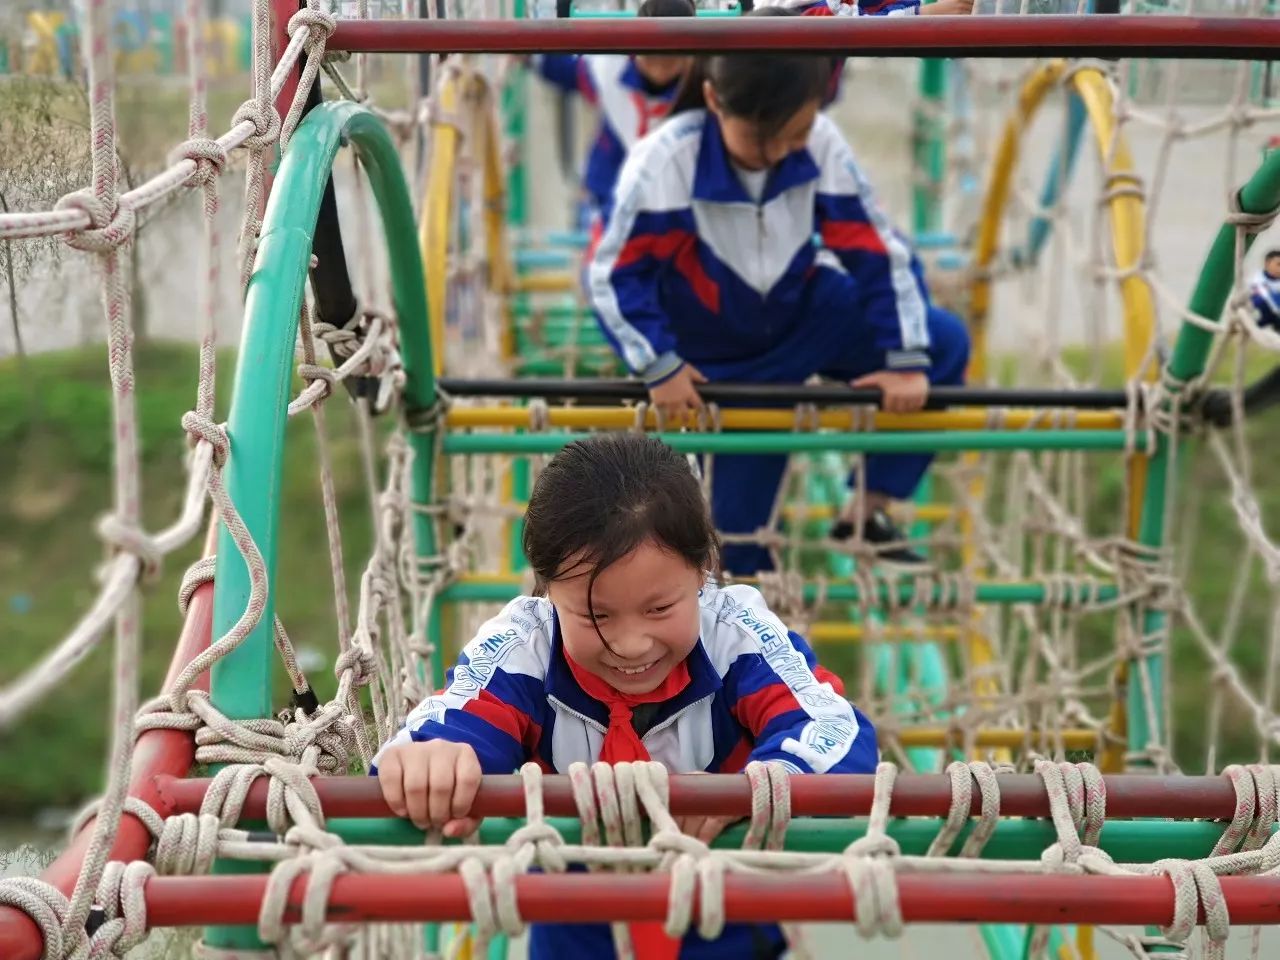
[1070,68,1156,777]
[965,62,1068,753]
[514,272,577,294]
[893,728,1103,750]
[420,69,461,378]
[809,622,962,643]
[968,62,1156,779]
[443,405,1124,432]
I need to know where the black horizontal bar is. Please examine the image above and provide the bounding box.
[439,371,1280,425]
[439,377,1129,409]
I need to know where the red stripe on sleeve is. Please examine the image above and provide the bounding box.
[614,228,692,270]
[814,666,847,697]
[461,689,540,749]
[732,682,804,737]
[821,221,887,254]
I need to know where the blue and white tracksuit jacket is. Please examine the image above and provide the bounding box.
[588,110,970,572]
[375,583,878,960]
[1251,270,1280,330]
[535,53,682,225]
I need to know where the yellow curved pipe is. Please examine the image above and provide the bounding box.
[421,70,461,378]
[478,88,513,302]
[970,61,1155,504]
[970,60,1068,373]
[962,64,1070,755]
[419,67,513,377]
[969,64,1157,783]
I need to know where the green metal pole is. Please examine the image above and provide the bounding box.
[326,815,1267,863]
[913,58,947,239]
[442,578,1117,608]
[1128,148,1280,763]
[206,101,429,950]
[443,430,1133,456]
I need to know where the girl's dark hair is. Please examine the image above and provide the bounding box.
[1267,249,1280,260]
[638,0,697,16]
[669,7,832,139]
[523,433,720,625]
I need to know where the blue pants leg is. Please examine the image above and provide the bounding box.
[848,306,970,499]
[692,273,970,574]
[711,452,790,577]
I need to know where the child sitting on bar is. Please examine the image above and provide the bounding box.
[374,432,877,960]
[588,9,970,574]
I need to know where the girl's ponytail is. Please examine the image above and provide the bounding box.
[668,57,711,116]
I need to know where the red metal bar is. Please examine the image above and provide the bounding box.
[158,772,1240,823]
[265,0,302,202]
[0,570,215,960]
[143,873,1280,928]
[328,16,1280,59]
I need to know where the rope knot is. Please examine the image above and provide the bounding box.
[232,99,282,150]
[168,137,229,187]
[650,828,713,863]
[289,7,338,47]
[506,822,568,873]
[181,411,230,467]
[334,645,377,687]
[845,833,901,859]
[96,513,164,582]
[841,849,903,939]
[91,860,155,957]
[55,189,136,253]
[155,812,222,875]
[285,821,345,853]
[297,362,338,400]
[0,877,74,959]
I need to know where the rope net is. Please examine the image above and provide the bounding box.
[1,0,1280,957]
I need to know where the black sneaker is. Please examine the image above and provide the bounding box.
[831,508,929,568]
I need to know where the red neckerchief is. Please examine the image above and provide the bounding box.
[564,651,692,958]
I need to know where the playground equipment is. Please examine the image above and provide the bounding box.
[3,1,1280,958]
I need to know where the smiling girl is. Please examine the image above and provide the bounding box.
[375,432,877,959]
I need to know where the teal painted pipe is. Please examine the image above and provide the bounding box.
[442,578,1117,608]
[443,430,1131,456]
[1024,93,1087,267]
[981,924,1026,960]
[514,249,574,270]
[327,815,1267,863]
[207,101,429,950]
[1130,147,1280,758]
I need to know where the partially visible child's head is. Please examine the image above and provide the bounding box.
[634,0,697,89]
[671,7,831,170]
[523,433,719,693]
[1265,249,1280,278]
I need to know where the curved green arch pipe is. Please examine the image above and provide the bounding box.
[207,100,433,949]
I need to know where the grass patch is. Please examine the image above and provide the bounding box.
[0,342,375,816]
